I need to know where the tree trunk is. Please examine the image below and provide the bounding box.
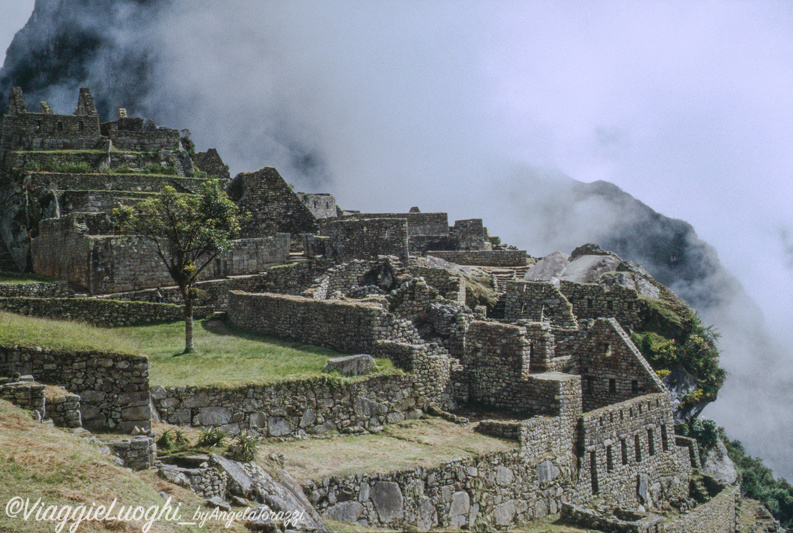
[182,286,194,354]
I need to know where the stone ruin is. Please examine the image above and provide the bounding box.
[0,87,746,532]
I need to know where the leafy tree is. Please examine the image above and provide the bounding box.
[114,180,241,353]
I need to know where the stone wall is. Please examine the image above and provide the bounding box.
[304,259,386,300]
[4,150,163,172]
[560,280,644,331]
[33,214,290,294]
[151,374,431,436]
[0,280,70,298]
[194,149,231,181]
[0,297,212,327]
[300,193,337,219]
[664,486,739,533]
[426,250,527,267]
[228,291,422,354]
[0,88,101,152]
[310,451,576,530]
[58,190,152,216]
[503,281,578,328]
[449,219,489,251]
[341,212,449,237]
[577,319,665,412]
[320,218,409,264]
[561,486,739,533]
[228,167,318,238]
[45,386,82,428]
[0,381,45,418]
[576,393,689,508]
[100,118,182,151]
[0,345,150,432]
[462,321,531,412]
[109,436,157,470]
[517,373,582,458]
[28,172,206,194]
[408,266,465,305]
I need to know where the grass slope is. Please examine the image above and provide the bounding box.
[0,400,246,533]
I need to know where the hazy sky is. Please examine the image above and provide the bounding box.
[2,1,792,475]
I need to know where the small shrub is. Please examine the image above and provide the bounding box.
[157,429,175,451]
[197,428,225,448]
[226,434,258,462]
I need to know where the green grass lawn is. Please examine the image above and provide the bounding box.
[0,311,138,354]
[0,312,396,386]
[0,272,62,284]
[112,318,397,387]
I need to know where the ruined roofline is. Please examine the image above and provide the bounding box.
[4,86,98,117]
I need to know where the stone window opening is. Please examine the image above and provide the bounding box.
[621,439,629,465]
[607,300,613,310]
[36,121,42,133]
[586,376,594,394]
[631,380,639,395]
[648,428,656,456]
[661,424,669,452]
[604,343,612,357]
[79,121,84,131]
[587,298,593,308]
[57,121,63,132]
[627,301,633,310]
[634,434,642,462]
[609,378,616,393]
[520,302,527,314]
[606,445,614,472]
[590,451,599,494]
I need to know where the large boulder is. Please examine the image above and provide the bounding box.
[702,439,739,486]
[210,454,328,532]
[323,354,376,376]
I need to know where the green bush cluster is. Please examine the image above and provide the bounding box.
[632,313,725,407]
[722,436,793,529]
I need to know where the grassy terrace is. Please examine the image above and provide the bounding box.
[0,272,62,284]
[255,418,517,482]
[0,312,397,386]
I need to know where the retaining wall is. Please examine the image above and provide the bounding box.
[0,345,150,432]
[0,297,211,327]
[310,451,575,530]
[151,374,429,437]
[426,250,527,267]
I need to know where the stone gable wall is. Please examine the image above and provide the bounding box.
[427,250,527,267]
[229,167,318,238]
[504,281,578,328]
[0,345,150,433]
[578,319,665,412]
